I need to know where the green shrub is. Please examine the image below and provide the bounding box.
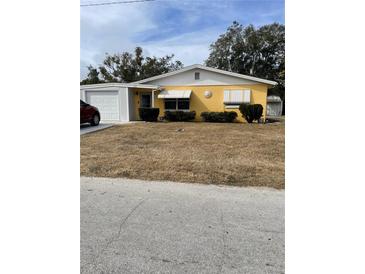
[239,104,263,123]
[138,107,160,122]
[200,111,237,123]
[164,111,196,121]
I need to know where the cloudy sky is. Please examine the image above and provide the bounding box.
[80,0,284,79]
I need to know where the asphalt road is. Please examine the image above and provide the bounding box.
[81,177,285,274]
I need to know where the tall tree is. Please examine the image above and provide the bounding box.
[81,47,183,84]
[206,22,285,99]
[80,65,105,85]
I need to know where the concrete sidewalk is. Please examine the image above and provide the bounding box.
[81,177,285,274]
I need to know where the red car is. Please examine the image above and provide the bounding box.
[80,100,100,126]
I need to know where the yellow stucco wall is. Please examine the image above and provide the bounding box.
[131,88,165,120]
[132,85,268,122]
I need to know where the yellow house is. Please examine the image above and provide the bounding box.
[80,64,276,123]
[133,64,276,122]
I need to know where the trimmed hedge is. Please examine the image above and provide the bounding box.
[138,107,160,122]
[200,111,237,123]
[239,103,263,123]
[164,111,196,122]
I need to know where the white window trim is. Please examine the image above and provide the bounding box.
[224,105,240,109]
[165,109,190,112]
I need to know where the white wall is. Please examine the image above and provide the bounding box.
[127,88,136,121]
[80,89,86,101]
[143,69,258,86]
[118,87,129,121]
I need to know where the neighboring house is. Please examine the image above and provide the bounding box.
[80,64,277,123]
[266,95,283,117]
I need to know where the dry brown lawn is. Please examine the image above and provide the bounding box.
[80,121,284,189]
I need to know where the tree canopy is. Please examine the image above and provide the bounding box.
[206,22,285,99]
[80,47,183,84]
[80,66,105,85]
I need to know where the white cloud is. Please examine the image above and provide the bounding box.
[80,3,157,78]
[140,28,223,67]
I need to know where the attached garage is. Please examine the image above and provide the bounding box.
[80,83,159,122]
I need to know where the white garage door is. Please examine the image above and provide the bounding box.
[86,91,120,121]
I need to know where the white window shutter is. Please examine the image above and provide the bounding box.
[230,90,242,103]
[224,89,250,104]
[243,89,251,103]
[223,90,230,103]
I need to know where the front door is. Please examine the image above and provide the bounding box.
[141,93,151,108]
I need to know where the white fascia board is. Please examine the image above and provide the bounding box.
[80,83,160,90]
[133,64,200,84]
[133,64,277,86]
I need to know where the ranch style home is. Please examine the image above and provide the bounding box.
[80,64,277,123]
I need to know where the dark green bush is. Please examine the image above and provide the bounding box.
[239,104,263,123]
[138,107,160,122]
[200,111,237,123]
[164,111,196,121]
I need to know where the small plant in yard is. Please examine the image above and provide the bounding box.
[239,104,263,123]
[139,107,160,122]
[200,111,237,123]
[164,111,196,122]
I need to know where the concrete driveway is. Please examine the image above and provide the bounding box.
[80,123,113,135]
[81,177,285,274]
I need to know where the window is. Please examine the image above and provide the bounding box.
[177,99,190,110]
[223,89,251,108]
[164,99,190,111]
[194,72,200,80]
[164,99,177,110]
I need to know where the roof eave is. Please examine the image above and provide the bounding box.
[133,64,278,86]
[80,82,160,90]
